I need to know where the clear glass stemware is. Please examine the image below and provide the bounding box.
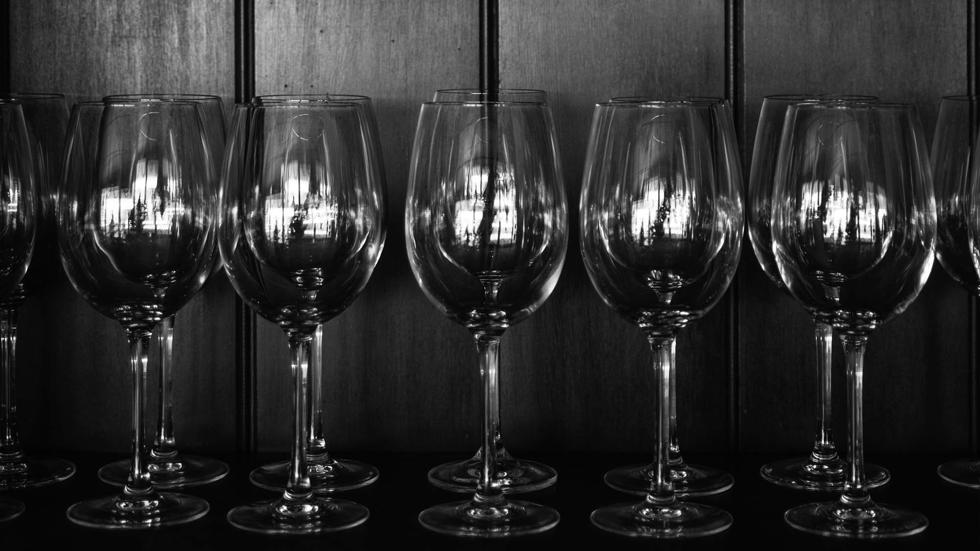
[773,101,934,538]
[581,99,742,538]
[407,95,567,537]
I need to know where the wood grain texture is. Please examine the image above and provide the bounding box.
[253,0,481,453]
[739,0,970,454]
[499,0,729,453]
[9,0,236,453]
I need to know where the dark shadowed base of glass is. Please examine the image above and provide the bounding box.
[604,462,733,497]
[250,457,378,493]
[98,455,229,489]
[226,497,369,535]
[427,451,556,494]
[0,457,75,490]
[0,497,24,521]
[937,458,980,489]
[785,500,928,539]
[761,457,890,491]
[418,497,560,538]
[66,492,209,530]
[590,500,732,538]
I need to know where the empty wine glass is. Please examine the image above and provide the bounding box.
[407,94,567,537]
[0,99,50,493]
[931,95,980,488]
[749,94,889,492]
[60,98,215,528]
[582,99,742,538]
[221,99,385,534]
[245,94,380,495]
[96,93,229,490]
[773,101,934,538]
[600,96,736,499]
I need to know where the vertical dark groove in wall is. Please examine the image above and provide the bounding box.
[0,0,8,95]
[479,0,499,91]
[234,0,256,454]
[970,0,978,455]
[725,0,742,454]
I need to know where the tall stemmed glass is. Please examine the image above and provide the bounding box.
[407,95,567,537]
[600,96,736,498]
[96,93,228,490]
[749,95,889,491]
[931,95,980,488]
[774,101,933,538]
[582,99,742,538]
[246,94,380,494]
[0,93,75,490]
[419,87,559,496]
[60,99,214,528]
[0,100,37,519]
[221,99,384,534]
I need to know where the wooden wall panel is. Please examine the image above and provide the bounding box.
[253,0,481,453]
[499,0,729,453]
[9,0,236,453]
[739,0,970,454]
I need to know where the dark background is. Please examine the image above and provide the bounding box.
[1,1,978,548]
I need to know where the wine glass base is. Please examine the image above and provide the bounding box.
[66,492,209,530]
[785,500,928,539]
[590,500,732,538]
[761,457,890,491]
[98,455,229,489]
[418,498,559,538]
[604,462,733,497]
[249,456,379,493]
[0,456,75,490]
[0,497,24,522]
[427,454,557,494]
[937,458,980,488]
[227,496,369,535]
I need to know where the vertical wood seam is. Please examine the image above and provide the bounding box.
[725,0,743,455]
[234,0,256,454]
[969,0,978,455]
[0,0,8,95]
[479,0,499,91]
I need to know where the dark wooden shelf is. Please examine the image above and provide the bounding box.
[0,452,976,549]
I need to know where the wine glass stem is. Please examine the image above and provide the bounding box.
[286,334,313,499]
[307,324,326,455]
[648,333,677,503]
[475,332,503,501]
[0,307,20,458]
[840,334,869,504]
[811,321,837,462]
[126,331,153,495]
[152,315,177,458]
[667,337,681,465]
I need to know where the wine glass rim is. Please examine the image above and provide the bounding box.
[103,93,222,102]
[940,94,980,102]
[253,93,372,103]
[434,88,545,97]
[422,99,547,106]
[248,101,367,110]
[101,98,211,108]
[595,98,703,108]
[6,91,66,100]
[762,93,878,101]
[790,100,915,111]
[610,95,727,104]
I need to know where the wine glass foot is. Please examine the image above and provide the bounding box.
[761,457,889,491]
[604,462,733,497]
[418,497,559,538]
[249,456,378,493]
[785,500,928,539]
[98,454,229,489]
[0,497,24,521]
[590,500,732,538]
[427,451,557,494]
[227,496,369,535]
[937,458,980,488]
[66,492,209,529]
[0,456,75,490]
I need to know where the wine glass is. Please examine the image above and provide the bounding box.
[245,93,380,494]
[774,101,934,538]
[931,95,980,488]
[581,99,742,538]
[599,96,736,498]
[60,98,215,528]
[407,94,567,537]
[221,99,385,534]
[749,94,890,492]
[0,93,75,491]
[418,87,559,496]
[95,93,229,490]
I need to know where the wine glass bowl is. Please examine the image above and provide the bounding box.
[581,99,742,538]
[773,101,934,538]
[407,95,567,537]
